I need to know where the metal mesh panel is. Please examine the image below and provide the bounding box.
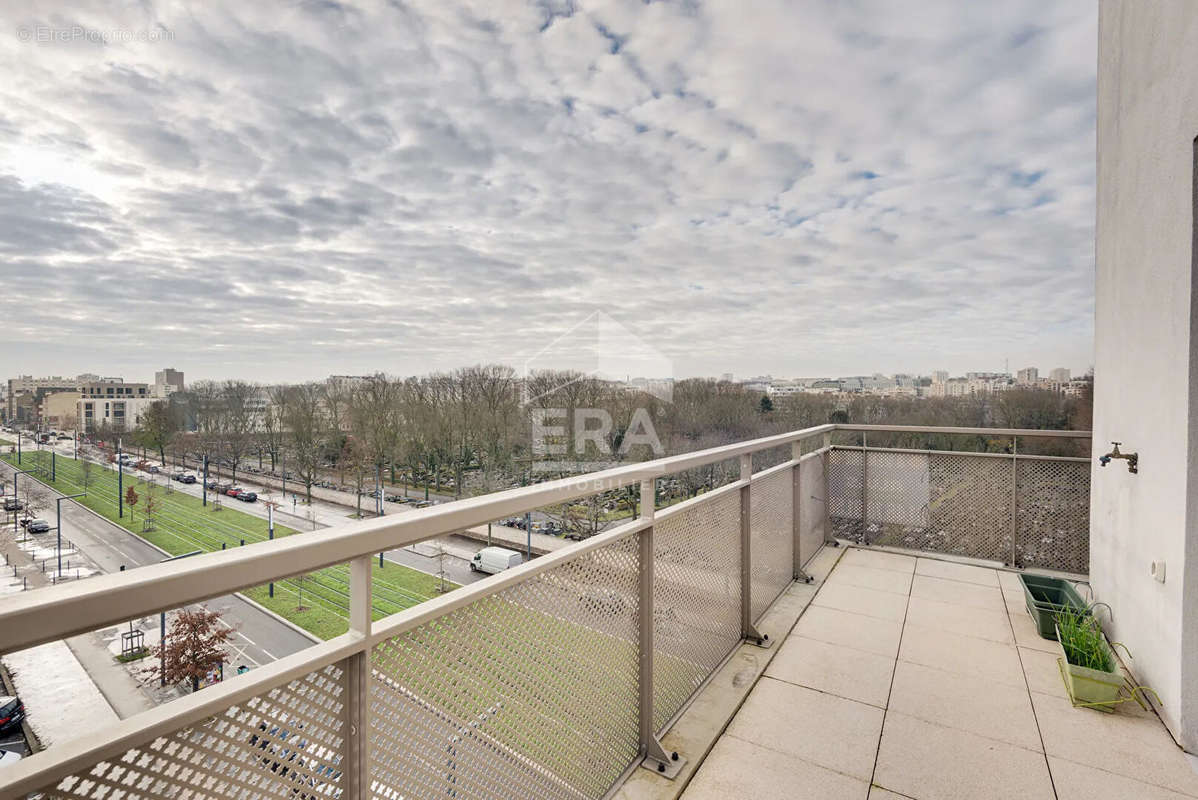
[1016,459,1090,573]
[40,662,349,800]
[864,451,931,531]
[826,448,864,539]
[749,468,793,621]
[651,489,741,733]
[369,537,641,800]
[798,455,828,566]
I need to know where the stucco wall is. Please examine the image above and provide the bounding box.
[1095,1,1198,749]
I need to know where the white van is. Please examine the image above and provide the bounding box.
[470,547,522,575]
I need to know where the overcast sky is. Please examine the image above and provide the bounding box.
[0,1,1096,384]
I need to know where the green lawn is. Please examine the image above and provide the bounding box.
[2,451,453,639]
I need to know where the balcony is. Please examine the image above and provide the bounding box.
[0,424,1190,800]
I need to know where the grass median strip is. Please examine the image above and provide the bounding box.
[2,451,453,639]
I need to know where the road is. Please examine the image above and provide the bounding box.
[0,458,316,668]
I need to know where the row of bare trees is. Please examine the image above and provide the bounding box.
[88,366,1091,535]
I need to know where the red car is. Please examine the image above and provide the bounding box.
[226,487,242,498]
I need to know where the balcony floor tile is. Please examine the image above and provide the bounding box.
[904,596,1014,644]
[914,557,1000,587]
[1032,691,1198,797]
[874,712,1055,800]
[842,548,917,574]
[682,734,869,800]
[823,563,914,595]
[726,676,885,781]
[794,605,904,658]
[812,581,909,622]
[765,635,896,708]
[1049,755,1198,800]
[887,660,1042,751]
[896,624,1025,691]
[910,574,1006,612]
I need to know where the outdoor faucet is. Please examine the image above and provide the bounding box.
[1099,442,1138,474]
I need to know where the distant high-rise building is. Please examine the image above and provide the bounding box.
[1017,367,1039,384]
[932,371,949,384]
[154,368,185,397]
[1049,367,1071,382]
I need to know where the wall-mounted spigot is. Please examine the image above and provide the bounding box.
[1099,442,1138,474]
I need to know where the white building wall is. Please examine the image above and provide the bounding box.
[1094,0,1198,750]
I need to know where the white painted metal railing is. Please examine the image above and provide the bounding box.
[0,424,1090,800]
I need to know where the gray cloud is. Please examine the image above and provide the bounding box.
[0,0,1096,382]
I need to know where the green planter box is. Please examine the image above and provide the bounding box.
[1055,623,1124,712]
[1020,574,1088,639]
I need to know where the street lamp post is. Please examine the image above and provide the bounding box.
[55,493,86,577]
[117,438,124,519]
[16,430,20,465]
[202,454,209,507]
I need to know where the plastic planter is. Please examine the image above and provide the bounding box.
[1055,623,1123,713]
[1020,574,1088,639]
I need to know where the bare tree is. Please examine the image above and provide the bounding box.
[220,381,261,484]
[281,383,327,504]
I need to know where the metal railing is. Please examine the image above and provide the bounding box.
[827,425,1091,573]
[0,424,1089,800]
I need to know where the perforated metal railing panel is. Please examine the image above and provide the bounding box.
[37,661,349,800]
[369,537,641,800]
[1016,459,1090,573]
[825,448,1090,572]
[798,455,828,567]
[650,488,742,733]
[827,448,864,539]
[749,468,793,621]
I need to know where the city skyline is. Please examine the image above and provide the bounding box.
[0,1,1096,381]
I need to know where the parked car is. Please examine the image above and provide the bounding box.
[26,519,50,534]
[0,695,24,735]
[205,479,221,491]
[237,491,258,503]
[226,487,243,498]
[3,499,22,512]
[178,473,197,484]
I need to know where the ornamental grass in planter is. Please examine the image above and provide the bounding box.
[1055,610,1125,712]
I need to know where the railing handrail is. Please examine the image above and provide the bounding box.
[835,424,1091,438]
[0,423,1088,655]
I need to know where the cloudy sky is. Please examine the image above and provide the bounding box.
[0,0,1096,384]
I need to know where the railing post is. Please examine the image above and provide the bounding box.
[822,433,838,547]
[344,555,373,799]
[861,432,869,544]
[792,441,812,583]
[740,454,769,647]
[637,479,684,778]
[1010,436,1019,568]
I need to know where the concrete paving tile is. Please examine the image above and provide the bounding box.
[899,624,1026,687]
[910,574,1006,611]
[1049,756,1198,800]
[1019,646,1068,698]
[914,558,1000,587]
[1032,691,1198,797]
[1009,612,1059,653]
[868,789,912,800]
[727,676,884,781]
[681,733,869,800]
[813,581,909,622]
[874,712,1055,800]
[805,546,843,582]
[843,548,917,574]
[766,635,896,708]
[996,570,1025,592]
[904,596,1013,644]
[824,563,914,595]
[794,605,904,658]
[887,660,1042,751]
